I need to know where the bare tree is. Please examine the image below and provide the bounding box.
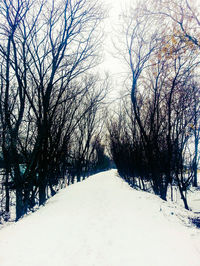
[112,0,200,207]
[145,0,200,50]
[70,76,108,182]
[0,0,34,220]
[0,0,105,220]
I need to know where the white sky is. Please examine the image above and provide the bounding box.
[101,0,127,73]
[99,0,136,100]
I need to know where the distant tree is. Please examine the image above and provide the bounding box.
[69,76,107,182]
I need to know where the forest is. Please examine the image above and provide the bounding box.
[0,0,200,222]
[0,0,110,221]
[108,0,200,210]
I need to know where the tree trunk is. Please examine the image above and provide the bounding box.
[177,177,189,210]
[160,186,167,201]
[39,179,46,205]
[171,183,173,201]
[5,172,10,214]
[16,186,24,221]
[77,174,81,182]
[49,181,56,197]
[193,136,198,187]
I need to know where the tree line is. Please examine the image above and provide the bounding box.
[108,0,200,210]
[0,0,110,222]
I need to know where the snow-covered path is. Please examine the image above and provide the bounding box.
[0,170,200,266]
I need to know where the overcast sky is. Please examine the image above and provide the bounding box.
[101,0,127,73]
[99,0,136,99]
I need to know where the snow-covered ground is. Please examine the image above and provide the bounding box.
[0,169,200,266]
[167,185,200,213]
[188,187,200,212]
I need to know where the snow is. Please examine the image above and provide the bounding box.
[0,169,200,266]
[168,185,200,213]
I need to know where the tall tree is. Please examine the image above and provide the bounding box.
[0,0,104,220]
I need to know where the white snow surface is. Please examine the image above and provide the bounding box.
[0,169,200,266]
